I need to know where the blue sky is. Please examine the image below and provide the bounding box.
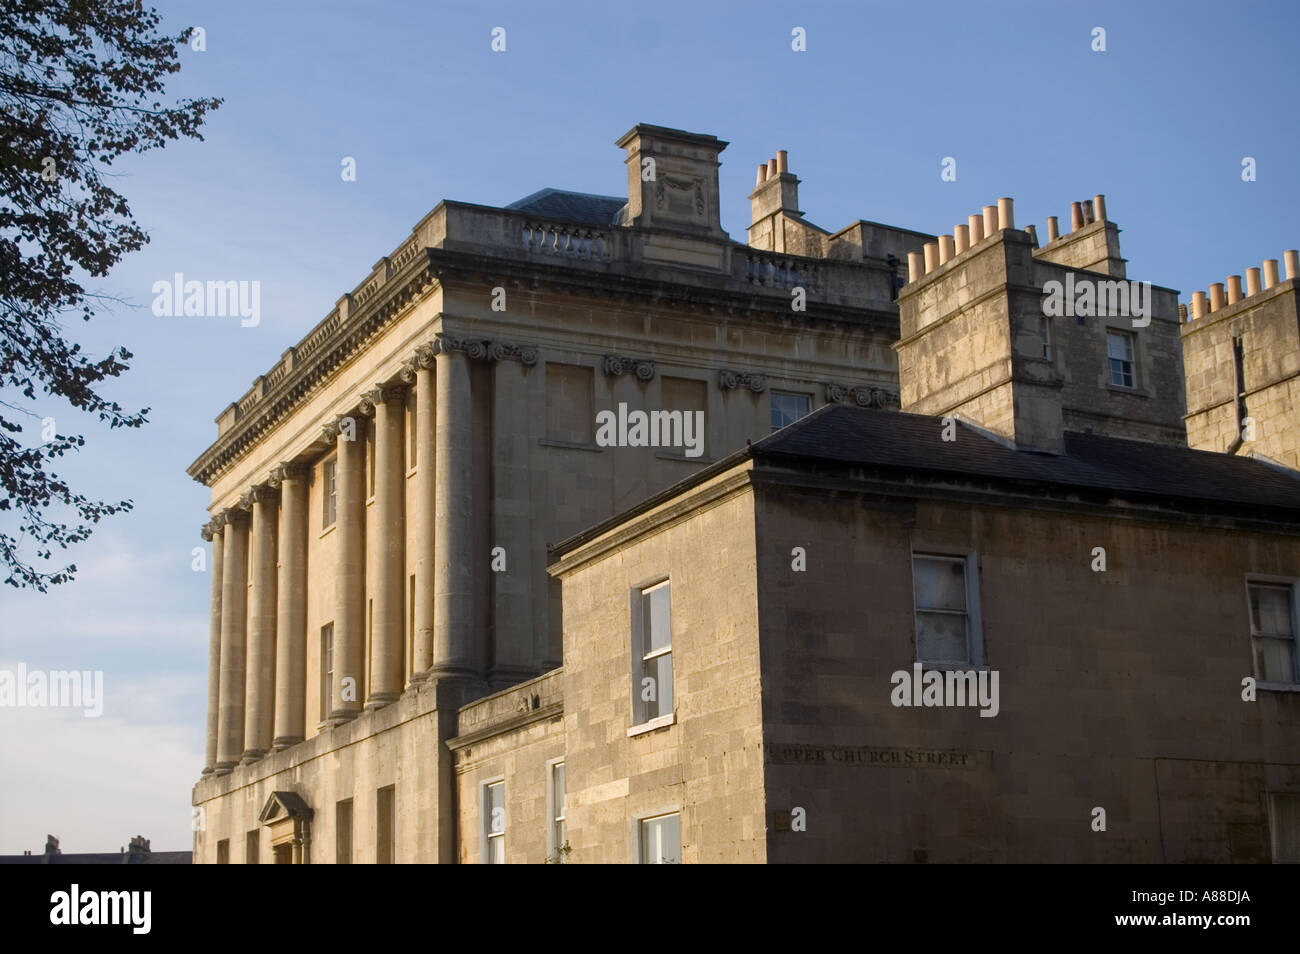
[1,0,1296,853]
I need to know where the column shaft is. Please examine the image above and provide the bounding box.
[243,488,278,762]
[331,416,366,721]
[368,388,406,706]
[411,356,436,682]
[273,465,309,748]
[433,345,474,675]
[202,523,224,774]
[215,510,249,772]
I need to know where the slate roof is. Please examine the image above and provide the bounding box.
[754,404,1300,515]
[505,188,627,225]
[553,404,1300,556]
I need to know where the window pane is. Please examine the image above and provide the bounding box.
[1258,637,1295,684]
[1108,357,1133,388]
[646,652,673,718]
[487,782,504,831]
[1251,585,1293,637]
[913,556,966,611]
[770,392,810,431]
[1107,333,1132,361]
[553,764,565,820]
[645,583,671,652]
[488,836,504,865]
[916,611,968,662]
[641,814,681,864]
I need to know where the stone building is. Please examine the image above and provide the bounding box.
[1181,250,1300,470]
[189,123,1300,863]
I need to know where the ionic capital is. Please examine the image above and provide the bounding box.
[432,335,490,361]
[718,368,767,392]
[824,382,898,409]
[271,461,311,487]
[249,482,280,504]
[366,384,406,407]
[603,354,655,381]
[487,341,539,366]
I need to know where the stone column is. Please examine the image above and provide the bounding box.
[490,348,537,685]
[272,462,309,749]
[432,339,475,677]
[242,485,279,763]
[215,506,249,774]
[331,413,366,722]
[367,384,407,708]
[409,346,437,684]
[201,520,223,775]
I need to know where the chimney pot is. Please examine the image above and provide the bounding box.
[1082,200,1095,225]
[968,214,984,244]
[1226,275,1243,304]
[1191,291,1207,319]
[907,251,925,284]
[767,158,777,178]
[997,197,1014,231]
[954,224,970,255]
[982,205,998,237]
[776,150,788,174]
[1070,202,1084,232]
[1263,259,1280,289]
[1093,194,1107,221]
[1024,224,1039,248]
[1046,216,1060,242]
[923,242,938,273]
[1209,282,1226,312]
[1285,249,1300,280]
[938,234,955,265]
[1245,267,1262,297]
[755,164,768,186]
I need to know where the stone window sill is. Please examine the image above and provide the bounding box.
[1258,682,1300,693]
[1105,383,1148,398]
[627,712,676,737]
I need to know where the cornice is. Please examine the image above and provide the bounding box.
[187,244,898,488]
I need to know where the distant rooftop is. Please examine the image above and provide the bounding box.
[505,187,626,225]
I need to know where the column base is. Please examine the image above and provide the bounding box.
[212,761,236,776]
[200,766,215,777]
[326,709,359,726]
[428,663,478,680]
[240,749,267,765]
[405,670,430,690]
[271,736,303,751]
[364,692,400,711]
